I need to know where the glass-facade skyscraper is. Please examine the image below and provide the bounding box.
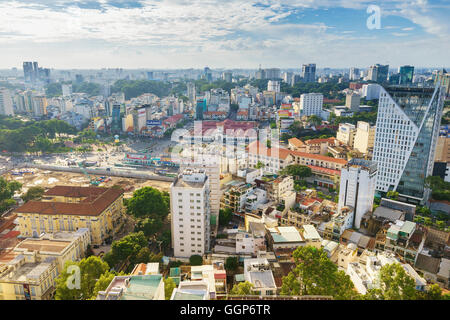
[372,84,445,204]
[399,65,415,85]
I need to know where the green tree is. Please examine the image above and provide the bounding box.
[255,161,265,169]
[21,186,45,202]
[308,115,322,126]
[164,277,177,300]
[126,187,169,219]
[224,257,238,272]
[281,164,312,180]
[365,263,417,300]
[90,271,116,300]
[0,177,21,212]
[135,247,152,264]
[219,208,233,227]
[55,256,110,300]
[135,217,163,237]
[280,246,359,299]
[386,191,399,200]
[104,232,148,268]
[189,255,203,266]
[230,281,254,295]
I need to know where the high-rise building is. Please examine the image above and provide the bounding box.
[75,74,84,84]
[170,169,211,258]
[255,67,266,80]
[23,62,35,83]
[187,82,196,103]
[354,121,376,155]
[222,72,232,83]
[350,68,360,81]
[373,84,445,204]
[302,64,316,82]
[338,159,377,229]
[264,68,281,80]
[204,67,212,82]
[433,69,450,98]
[62,84,73,97]
[283,72,293,85]
[299,93,323,117]
[337,123,357,147]
[195,98,206,120]
[345,92,361,112]
[180,159,221,236]
[372,64,389,83]
[267,80,280,93]
[31,95,48,116]
[0,88,14,116]
[398,66,414,85]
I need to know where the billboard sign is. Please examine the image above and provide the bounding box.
[147,120,162,126]
[126,153,148,160]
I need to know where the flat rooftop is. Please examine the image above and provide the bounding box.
[15,239,72,254]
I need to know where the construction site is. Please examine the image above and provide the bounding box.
[4,167,173,198]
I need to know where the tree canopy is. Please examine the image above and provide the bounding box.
[364,263,416,300]
[0,177,22,212]
[189,255,203,266]
[280,246,359,300]
[103,232,149,269]
[55,256,110,300]
[126,187,170,219]
[164,277,177,300]
[281,164,312,180]
[219,208,233,227]
[21,186,45,202]
[230,281,254,296]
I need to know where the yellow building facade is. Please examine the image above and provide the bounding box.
[16,186,125,245]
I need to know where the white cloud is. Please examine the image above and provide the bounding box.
[0,0,448,68]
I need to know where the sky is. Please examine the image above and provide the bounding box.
[0,0,449,69]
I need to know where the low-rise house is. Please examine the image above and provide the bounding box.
[96,274,165,300]
[375,220,426,264]
[322,206,354,241]
[301,224,322,248]
[243,258,277,296]
[340,229,376,254]
[0,255,58,300]
[267,226,304,250]
[11,228,90,272]
[346,252,426,295]
[171,280,210,300]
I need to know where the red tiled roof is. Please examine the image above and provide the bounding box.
[163,114,184,124]
[290,150,348,165]
[305,138,335,145]
[247,141,292,160]
[288,138,305,148]
[0,230,20,239]
[214,273,227,280]
[307,164,341,176]
[16,186,124,216]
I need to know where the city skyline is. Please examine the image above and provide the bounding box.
[0,0,449,69]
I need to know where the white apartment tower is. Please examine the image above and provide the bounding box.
[0,88,14,116]
[300,93,323,117]
[354,121,376,154]
[336,123,357,147]
[170,169,211,258]
[345,92,361,112]
[267,80,280,93]
[372,84,445,204]
[187,82,196,103]
[338,159,377,229]
[180,159,221,236]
